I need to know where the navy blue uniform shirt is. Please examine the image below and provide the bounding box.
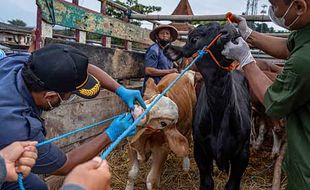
[0,53,66,176]
[143,43,173,91]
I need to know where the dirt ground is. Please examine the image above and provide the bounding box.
[108,140,287,190]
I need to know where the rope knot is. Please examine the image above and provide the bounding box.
[197,50,205,57]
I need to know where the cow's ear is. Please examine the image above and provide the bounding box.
[144,78,159,100]
[164,125,189,157]
[164,45,183,61]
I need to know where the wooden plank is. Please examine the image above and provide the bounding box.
[41,20,53,38]
[45,38,145,79]
[79,31,86,43]
[37,0,152,45]
[43,90,127,149]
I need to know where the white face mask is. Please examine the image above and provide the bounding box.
[268,1,300,30]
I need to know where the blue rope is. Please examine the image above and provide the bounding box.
[101,49,208,160]
[36,115,120,147]
[18,173,25,190]
[18,114,122,189]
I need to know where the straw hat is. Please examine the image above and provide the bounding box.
[150,24,178,42]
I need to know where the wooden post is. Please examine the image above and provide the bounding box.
[100,0,111,48]
[78,31,86,44]
[123,13,132,51]
[36,0,53,49]
[41,21,53,39]
[35,0,42,50]
[72,0,81,43]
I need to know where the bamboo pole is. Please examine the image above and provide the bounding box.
[178,31,289,38]
[129,14,271,22]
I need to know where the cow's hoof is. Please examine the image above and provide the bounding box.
[125,181,134,190]
[183,157,190,172]
[146,182,153,190]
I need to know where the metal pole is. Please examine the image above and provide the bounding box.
[129,14,271,22]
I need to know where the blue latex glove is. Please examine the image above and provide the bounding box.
[115,86,147,110]
[105,113,136,142]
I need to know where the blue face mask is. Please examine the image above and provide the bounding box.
[268,1,300,30]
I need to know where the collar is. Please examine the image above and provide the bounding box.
[16,69,42,115]
[191,33,239,72]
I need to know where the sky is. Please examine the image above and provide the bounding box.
[0,0,280,30]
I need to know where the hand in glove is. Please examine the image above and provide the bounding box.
[221,37,255,68]
[105,113,135,142]
[116,86,146,111]
[231,14,253,40]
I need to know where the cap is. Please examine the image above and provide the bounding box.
[28,43,100,99]
[150,24,178,42]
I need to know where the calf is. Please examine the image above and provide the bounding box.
[126,72,196,190]
[250,60,286,157]
[165,23,251,190]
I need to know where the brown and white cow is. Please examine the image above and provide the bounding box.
[126,72,196,190]
[249,60,286,157]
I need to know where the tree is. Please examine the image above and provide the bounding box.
[87,0,161,44]
[192,20,227,27]
[8,19,27,27]
[253,23,275,33]
[106,0,161,26]
[87,0,161,41]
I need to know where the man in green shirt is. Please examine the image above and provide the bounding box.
[221,0,310,189]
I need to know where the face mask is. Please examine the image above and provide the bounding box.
[268,1,300,30]
[47,100,54,110]
[57,93,76,104]
[158,39,170,47]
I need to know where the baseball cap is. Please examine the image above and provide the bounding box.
[27,44,100,99]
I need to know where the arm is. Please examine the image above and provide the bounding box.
[145,67,177,77]
[243,62,273,104]
[144,47,178,77]
[247,31,290,60]
[88,64,146,110]
[52,132,111,175]
[54,113,134,175]
[87,64,120,92]
[230,14,290,60]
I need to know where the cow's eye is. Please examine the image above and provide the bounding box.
[191,37,198,44]
[160,121,167,127]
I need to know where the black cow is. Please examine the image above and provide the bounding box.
[164,23,251,190]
